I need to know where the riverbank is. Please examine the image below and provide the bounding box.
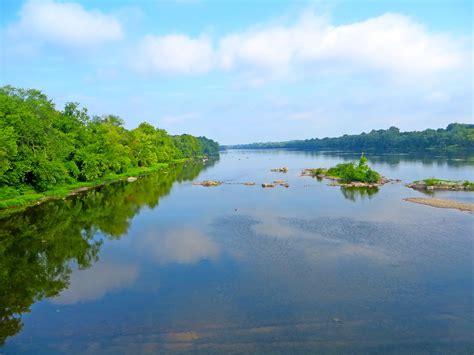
[0,158,194,214]
[404,197,474,213]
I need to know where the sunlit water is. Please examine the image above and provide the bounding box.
[1,150,473,354]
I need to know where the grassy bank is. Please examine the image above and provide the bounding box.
[0,159,190,212]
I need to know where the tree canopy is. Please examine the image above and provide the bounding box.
[0,86,219,192]
[230,124,474,152]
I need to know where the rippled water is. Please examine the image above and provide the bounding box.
[1,150,473,354]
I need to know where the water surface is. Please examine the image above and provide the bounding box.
[1,150,473,354]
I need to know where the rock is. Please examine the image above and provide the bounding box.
[273,180,289,188]
[300,169,314,176]
[193,180,222,187]
[127,177,138,182]
[406,180,472,191]
[261,183,275,188]
[271,167,288,173]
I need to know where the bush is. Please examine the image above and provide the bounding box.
[327,153,381,183]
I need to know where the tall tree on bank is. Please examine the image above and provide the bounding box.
[0,86,219,192]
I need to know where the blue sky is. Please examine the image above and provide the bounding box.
[1,0,472,144]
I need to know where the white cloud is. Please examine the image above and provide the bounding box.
[7,0,123,48]
[135,34,213,74]
[131,10,467,82]
[216,11,467,81]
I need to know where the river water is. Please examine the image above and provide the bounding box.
[1,150,473,354]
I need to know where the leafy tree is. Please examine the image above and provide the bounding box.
[0,86,219,192]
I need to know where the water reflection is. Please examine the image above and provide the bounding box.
[340,186,379,201]
[241,149,474,168]
[1,150,472,353]
[0,161,209,345]
[141,228,219,265]
[52,262,139,305]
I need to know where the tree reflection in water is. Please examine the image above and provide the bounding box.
[0,160,213,345]
[340,186,379,202]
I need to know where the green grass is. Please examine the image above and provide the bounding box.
[0,159,191,211]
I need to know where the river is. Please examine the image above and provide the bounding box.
[1,150,473,353]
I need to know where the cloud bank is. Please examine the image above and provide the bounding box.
[133,11,468,82]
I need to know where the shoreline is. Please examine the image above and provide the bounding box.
[0,158,199,216]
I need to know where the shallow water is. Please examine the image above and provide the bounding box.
[1,150,473,354]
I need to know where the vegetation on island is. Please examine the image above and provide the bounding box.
[407,178,474,191]
[0,86,219,208]
[307,153,382,184]
[230,124,474,152]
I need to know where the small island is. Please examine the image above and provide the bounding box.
[302,153,392,187]
[407,179,474,191]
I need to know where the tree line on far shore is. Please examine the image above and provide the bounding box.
[230,124,474,152]
[0,86,219,192]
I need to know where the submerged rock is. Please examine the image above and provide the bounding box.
[273,180,289,188]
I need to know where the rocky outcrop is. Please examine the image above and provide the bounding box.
[273,180,289,188]
[407,181,473,191]
[193,180,222,187]
[271,167,288,173]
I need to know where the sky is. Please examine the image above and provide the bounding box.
[0,0,472,144]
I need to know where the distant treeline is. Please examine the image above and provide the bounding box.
[0,86,219,192]
[229,124,474,152]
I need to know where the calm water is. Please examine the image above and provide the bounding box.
[1,150,473,354]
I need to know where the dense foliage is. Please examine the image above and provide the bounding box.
[0,86,219,193]
[231,124,474,152]
[316,153,382,183]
